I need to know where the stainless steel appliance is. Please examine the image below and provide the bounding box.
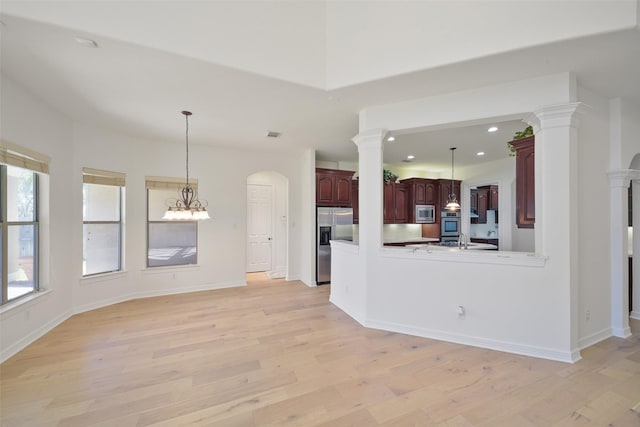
[317,207,353,285]
[440,211,461,241]
[415,204,436,223]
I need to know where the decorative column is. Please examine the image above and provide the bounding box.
[608,170,633,336]
[526,102,586,355]
[352,129,386,252]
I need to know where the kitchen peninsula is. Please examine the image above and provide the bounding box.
[329,74,597,364]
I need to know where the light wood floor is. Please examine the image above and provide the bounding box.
[1,273,639,426]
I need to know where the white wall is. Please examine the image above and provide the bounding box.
[576,86,614,348]
[620,99,640,169]
[70,122,309,311]
[0,75,75,362]
[0,73,311,362]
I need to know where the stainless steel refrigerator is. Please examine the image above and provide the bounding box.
[316,207,353,285]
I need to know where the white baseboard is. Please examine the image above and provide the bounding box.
[73,294,133,315]
[72,281,246,316]
[132,280,245,300]
[365,318,580,363]
[630,310,640,320]
[329,296,367,327]
[578,328,612,350]
[1,309,71,364]
[612,325,632,338]
[267,266,286,279]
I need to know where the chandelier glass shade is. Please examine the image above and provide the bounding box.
[163,111,210,221]
[445,147,460,211]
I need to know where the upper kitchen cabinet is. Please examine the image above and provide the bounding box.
[352,179,359,224]
[510,135,535,228]
[384,181,409,224]
[470,190,478,223]
[437,179,461,218]
[473,185,499,225]
[474,187,489,224]
[401,178,437,223]
[316,168,355,207]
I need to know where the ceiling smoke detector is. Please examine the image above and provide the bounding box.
[266,131,281,138]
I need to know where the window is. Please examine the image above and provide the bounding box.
[146,177,197,267]
[82,168,125,276]
[0,142,49,305]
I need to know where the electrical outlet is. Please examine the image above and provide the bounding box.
[457,305,465,319]
[586,310,591,321]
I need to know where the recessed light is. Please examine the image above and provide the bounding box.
[266,131,281,138]
[407,155,415,160]
[75,37,98,48]
[487,126,498,133]
[477,151,485,156]
[387,136,395,142]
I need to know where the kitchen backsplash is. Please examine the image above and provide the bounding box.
[353,224,423,242]
[470,210,499,238]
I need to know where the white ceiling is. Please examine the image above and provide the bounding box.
[1,2,639,172]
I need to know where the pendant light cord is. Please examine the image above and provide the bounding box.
[182,111,191,187]
[450,147,456,193]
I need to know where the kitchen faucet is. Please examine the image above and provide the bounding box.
[458,232,468,249]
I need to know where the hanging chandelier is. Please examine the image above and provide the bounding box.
[163,111,210,220]
[445,147,460,211]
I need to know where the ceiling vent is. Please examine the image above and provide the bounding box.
[266,131,281,138]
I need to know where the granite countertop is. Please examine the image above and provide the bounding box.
[384,237,440,244]
[406,242,498,251]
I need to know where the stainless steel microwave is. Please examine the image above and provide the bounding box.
[415,205,435,223]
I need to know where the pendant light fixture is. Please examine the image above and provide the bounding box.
[445,147,460,211]
[163,111,210,220]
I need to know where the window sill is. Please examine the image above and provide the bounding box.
[80,270,128,285]
[0,289,53,318]
[141,264,200,275]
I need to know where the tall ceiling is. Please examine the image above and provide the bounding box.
[1,1,639,171]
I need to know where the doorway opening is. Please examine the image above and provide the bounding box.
[246,171,288,280]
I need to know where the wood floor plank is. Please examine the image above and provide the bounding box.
[1,272,639,426]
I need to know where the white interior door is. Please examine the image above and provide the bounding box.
[247,184,272,272]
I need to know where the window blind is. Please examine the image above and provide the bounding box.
[0,140,50,174]
[82,167,126,186]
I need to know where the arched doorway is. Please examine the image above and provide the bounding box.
[246,171,288,279]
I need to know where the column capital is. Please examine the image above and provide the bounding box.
[352,128,388,151]
[524,102,589,132]
[608,169,640,188]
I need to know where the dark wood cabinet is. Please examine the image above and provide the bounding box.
[437,179,461,221]
[476,188,488,224]
[384,181,409,224]
[472,185,498,225]
[401,178,438,223]
[352,179,359,224]
[511,136,535,228]
[394,183,409,223]
[316,168,355,207]
[487,185,499,211]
